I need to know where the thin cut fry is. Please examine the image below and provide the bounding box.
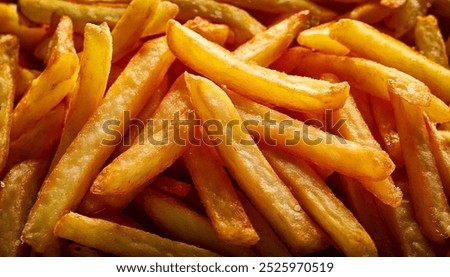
[167,20,350,112]
[54,212,219,257]
[185,73,329,254]
[184,17,231,47]
[297,23,350,56]
[414,15,449,68]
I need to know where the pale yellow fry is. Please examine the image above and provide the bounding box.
[384,0,428,37]
[54,212,218,257]
[216,0,336,21]
[329,19,450,103]
[22,36,175,253]
[391,94,450,242]
[297,23,350,56]
[142,1,179,37]
[167,20,349,112]
[237,193,291,257]
[233,11,309,67]
[185,73,329,254]
[111,0,158,62]
[167,0,265,44]
[415,15,449,68]
[141,189,255,256]
[0,35,18,174]
[18,0,126,33]
[0,160,47,257]
[183,143,259,246]
[229,92,395,181]
[11,16,79,140]
[339,2,393,24]
[50,23,112,171]
[262,147,377,256]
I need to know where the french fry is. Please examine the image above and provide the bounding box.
[11,16,79,140]
[142,1,179,37]
[18,0,126,33]
[111,0,158,62]
[391,93,450,242]
[168,0,265,44]
[297,23,350,56]
[183,143,259,246]
[384,0,428,37]
[233,11,309,67]
[50,23,112,171]
[184,17,231,47]
[216,0,337,22]
[237,193,291,257]
[141,188,255,256]
[380,0,406,8]
[339,2,393,24]
[22,35,175,253]
[0,35,18,174]
[414,15,449,68]
[261,147,377,256]
[15,67,40,104]
[153,175,192,199]
[350,88,378,136]
[167,20,350,112]
[229,91,395,180]
[329,19,450,103]
[54,212,219,257]
[0,160,47,256]
[185,73,329,254]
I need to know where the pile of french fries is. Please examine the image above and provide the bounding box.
[1,0,450,257]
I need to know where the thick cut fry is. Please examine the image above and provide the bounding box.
[168,0,265,44]
[50,23,112,171]
[54,212,218,257]
[11,16,79,140]
[426,123,450,200]
[233,11,309,67]
[111,0,158,62]
[297,23,350,56]
[183,143,259,246]
[184,17,231,47]
[329,19,450,103]
[0,160,47,256]
[153,175,191,199]
[18,0,126,33]
[167,20,350,112]
[385,0,428,37]
[391,94,450,242]
[185,73,329,254]
[332,95,402,207]
[6,104,65,173]
[415,15,449,68]
[141,189,255,256]
[142,1,179,37]
[262,147,377,256]
[15,68,40,104]
[237,193,291,257]
[22,36,175,253]
[229,92,395,180]
[339,2,393,24]
[216,0,336,21]
[0,35,18,174]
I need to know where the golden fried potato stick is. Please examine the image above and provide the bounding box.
[380,0,406,8]
[339,2,393,24]
[391,94,450,242]
[233,11,309,67]
[384,0,428,37]
[111,0,158,62]
[18,0,126,33]
[153,175,192,199]
[329,19,450,103]
[54,212,219,256]
[216,0,336,22]
[229,92,395,180]
[167,20,349,112]
[6,104,65,174]
[0,3,46,50]
[0,35,18,174]
[141,188,255,256]
[185,73,329,254]
[184,17,231,47]
[22,36,175,253]
[237,193,291,257]
[168,0,265,44]
[15,68,40,104]
[297,23,350,56]
[415,15,449,68]
[11,16,79,140]
[183,143,259,246]
[262,147,377,256]
[50,23,112,171]
[376,174,435,256]
[142,1,179,37]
